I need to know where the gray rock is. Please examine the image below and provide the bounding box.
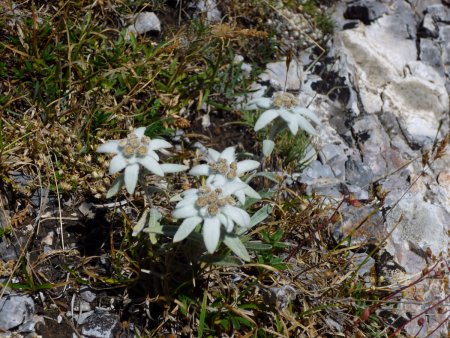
[419,14,439,38]
[324,2,450,336]
[319,143,347,180]
[71,310,94,325]
[407,0,442,19]
[352,115,391,176]
[344,0,388,25]
[334,204,385,245]
[335,20,415,114]
[381,69,448,146]
[81,310,120,338]
[0,241,18,261]
[385,192,447,274]
[419,39,444,76]
[261,285,296,310]
[302,161,335,180]
[345,158,373,188]
[80,287,96,303]
[406,61,446,86]
[0,295,35,331]
[78,202,95,220]
[352,253,375,276]
[389,1,417,39]
[133,12,161,33]
[440,26,450,76]
[426,4,450,23]
[299,160,343,198]
[259,60,303,91]
[347,184,369,200]
[337,20,448,147]
[125,12,161,39]
[192,0,222,24]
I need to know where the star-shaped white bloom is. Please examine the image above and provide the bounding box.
[189,146,260,204]
[172,181,251,253]
[97,127,188,194]
[247,92,321,136]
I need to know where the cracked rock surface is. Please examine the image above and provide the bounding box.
[285,1,449,336]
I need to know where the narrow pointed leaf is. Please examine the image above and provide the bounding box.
[133,209,149,236]
[244,241,273,251]
[106,174,125,198]
[223,234,250,261]
[250,204,272,227]
[244,186,261,199]
[146,208,163,244]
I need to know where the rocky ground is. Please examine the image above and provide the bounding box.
[306,1,450,336]
[0,0,449,337]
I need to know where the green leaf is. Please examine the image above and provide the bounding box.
[132,209,149,236]
[246,171,279,184]
[244,241,273,251]
[223,234,250,262]
[244,186,261,199]
[198,290,208,338]
[250,204,272,227]
[201,255,244,266]
[143,208,163,244]
[106,174,124,198]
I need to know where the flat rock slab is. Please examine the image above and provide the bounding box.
[81,310,121,338]
[0,295,35,331]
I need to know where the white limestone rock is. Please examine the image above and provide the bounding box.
[335,15,448,146]
[259,60,303,91]
[125,12,161,39]
[192,0,222,24]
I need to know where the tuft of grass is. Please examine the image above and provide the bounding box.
[274,129,315,172]
[301,0,335,35]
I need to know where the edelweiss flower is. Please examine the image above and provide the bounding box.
[172,181,251,253]
[97,127,188,194]
[189,147,260,203]
[247,91,320,136]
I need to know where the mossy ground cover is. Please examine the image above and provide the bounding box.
[1,1,447,337]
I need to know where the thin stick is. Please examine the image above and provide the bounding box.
[42,134,65,250]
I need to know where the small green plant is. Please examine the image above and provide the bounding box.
[302,0,335,35]
[257,229,288,270]
[275,130,316,171]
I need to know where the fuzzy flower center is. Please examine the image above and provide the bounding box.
[272,92,299,109]
[195,186,235,216]
[118,133,151,158]
[210,158,238,179]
